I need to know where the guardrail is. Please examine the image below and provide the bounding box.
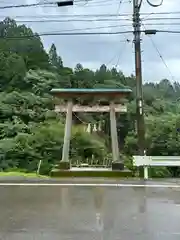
[133,156,180,179]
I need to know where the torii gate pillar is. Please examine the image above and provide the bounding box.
[61,100,73,169]
[110,101,119,163]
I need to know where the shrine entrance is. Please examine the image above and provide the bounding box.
[50,88,132,176]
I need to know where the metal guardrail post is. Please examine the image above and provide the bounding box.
[144,166,148,180]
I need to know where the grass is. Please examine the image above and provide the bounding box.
[0,171,49,178]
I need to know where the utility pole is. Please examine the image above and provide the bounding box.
[133,0,146,174]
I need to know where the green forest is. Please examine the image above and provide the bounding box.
[0,17,180,177]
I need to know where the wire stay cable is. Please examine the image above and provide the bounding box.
[142,24,175,81]
[149,37,175,81]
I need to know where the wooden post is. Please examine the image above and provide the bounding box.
[109,101,119,162]
[61,100,73,168]
[36,160,42,175]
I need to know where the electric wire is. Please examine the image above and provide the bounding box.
[1,17,180,24]
[0,29,180,40]
[114,0,132,67]
[114,40,128,68]
[75,0,131,7]
[0,0,132,9]
[7,13,132,18]
[1,18,132,23]
[1,12,180,19]
[143,22,180,26]
[101,0,131,67]
[0,1,132,10]
[0,2,56,9]
[28,24,127,33]
[0,30,133,40]
[143,17,180,21]
[141,11,180,16]
[156,30,180,34]
[146,0,163,7]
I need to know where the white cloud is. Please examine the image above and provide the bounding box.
[1,0,180,82]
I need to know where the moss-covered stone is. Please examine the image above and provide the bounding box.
[58,161,71,170]
[51,168,132,178]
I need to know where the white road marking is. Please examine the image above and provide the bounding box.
[0,183,179,187]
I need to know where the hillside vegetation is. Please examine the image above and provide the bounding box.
[0,17,180,177]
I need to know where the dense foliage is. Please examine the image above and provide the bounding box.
[0,17,180,176]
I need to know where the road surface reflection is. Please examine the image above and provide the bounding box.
[0,185,180,239]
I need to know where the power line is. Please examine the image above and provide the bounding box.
[0,29,179,40]
[105,0,131,66]
[76,0,119,4]
[75,2,125,7]
[49,24,126,31]
[75,0,131,7]
[114,0,132,66]
[77,0,131,4]
[146,0,163,7]
[1,11,180,19]
[143,17,180,21]
[0,30,133,39]
[2,17,180,24]
[25,25,130,33]
[0,2,56,9]
[156,30,180,34]
[143,29,180,34]
[0,13,133,18]
[0,0,137,9]
[2,18,132,23]
[0,25,131,37]
[143,22,180,26]
[112,0,126,40]
[38,24,127,33]
[145,11,180,15]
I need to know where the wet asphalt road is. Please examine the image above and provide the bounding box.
[0,182,180,239]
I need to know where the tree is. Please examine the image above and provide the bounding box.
[49,43,63,70]
[0,52,26,91]
[0,18,50,70]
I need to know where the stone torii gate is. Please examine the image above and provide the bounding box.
[51,88,132,171]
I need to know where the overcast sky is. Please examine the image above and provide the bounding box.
[1,0,180,82]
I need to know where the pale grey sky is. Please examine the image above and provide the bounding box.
[1,0,180,82]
